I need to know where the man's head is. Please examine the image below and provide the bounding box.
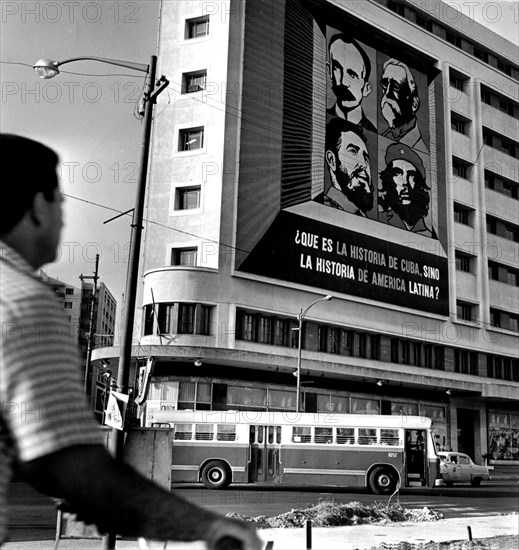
[325,118,373,214]
[379,143,429,228]
[0,134,63,267]
[327,34,372,116]
[380,58,420,130]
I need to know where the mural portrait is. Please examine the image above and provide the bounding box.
[236,0,448,315]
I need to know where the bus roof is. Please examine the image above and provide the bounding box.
[150,410,434,429]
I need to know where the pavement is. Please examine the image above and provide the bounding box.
[2,514,518,550]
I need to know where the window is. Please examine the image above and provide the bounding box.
[401,340,411,365]
[497,60,512,76]
[274,318,290,346]
[502,182,518,200]
[258,316,273,344]
[185,15,209,39]
[358,428,377,445]
[450,74,465,92]
[452,159,470,180]
[292,426,311,443]
[337,427,355,444]
[64,302,73,309]
[453,205,471,226]
[510,316,519,333]
[391,339,399,363]
[457,301,474,321]
[499,100,515,117]
[488,261,500,281]
[455,252,472,273]
[195,424,214,440]
[490,309,502,328]
[501,140,517,158]
[178,303,196,334]
[388,1,405,16]
[143,304,155,335]
[65,288,74,295]
[507,269,519,287]
[412,342,422,366]
[434,347,445,370]
[171,247,197,266]
[481,89,492,105]
[455,350,478,374]
[416,16,432,32]
[179,127,204,151]
[240,312,257,342]
[381,429,400,446]
[504,223,519,242]
[358,333,367,358]
[178,381,211,410]
[217,424,236,441]
[174,424,193,440]
[182,70,207,93]
[446,33,461,48]
[474,48,488,63]
[370,335,380,360]
[451,115,467,135]
[315,427,333,444]
[175,186,201,210]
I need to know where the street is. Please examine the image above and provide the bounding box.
[6,479,518,542]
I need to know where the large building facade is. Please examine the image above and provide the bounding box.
[93,0,518,467]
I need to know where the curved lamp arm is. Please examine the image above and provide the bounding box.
[34,56,149,79]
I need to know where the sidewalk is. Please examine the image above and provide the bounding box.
[2,514,518,550]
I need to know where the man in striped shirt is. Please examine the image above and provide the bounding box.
[0,134,261,550]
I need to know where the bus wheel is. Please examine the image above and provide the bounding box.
[369,466,397,494]
[201,461,230,489]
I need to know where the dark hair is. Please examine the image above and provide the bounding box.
[325,117,367,154]
[0,133,59,234]
[328,33,371,81]
[379,162,430,223]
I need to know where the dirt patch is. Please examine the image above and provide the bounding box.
[227,498,443,528]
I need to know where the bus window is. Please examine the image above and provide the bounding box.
[359,428,377,445]
[292,426,311,443]
[381,429,400,446]
[257,426,264,444]
[315,427,333,444]
[268,426,274,444]
[337,428,355,444]
[195,424,214,440]
[174,423,193,440]
[276,426,281,444]
[217,424,236,441]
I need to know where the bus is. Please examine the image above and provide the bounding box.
[149,410,444,494]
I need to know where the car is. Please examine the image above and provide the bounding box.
[438,451,491,486]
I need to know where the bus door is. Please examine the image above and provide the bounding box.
[405,429,426,486]
[248,425,282,483]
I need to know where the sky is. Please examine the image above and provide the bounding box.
[1,0,517,335]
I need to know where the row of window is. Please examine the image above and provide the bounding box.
[455,253,519,288]
[143,303,213,336]
[387,1,516,78]
[236,308,518,379]
[453,206,519,243]
[172,423,236,441]
[485,172,518,200]
[292,426,400,446]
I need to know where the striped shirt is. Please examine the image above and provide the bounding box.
[0,242,102,543]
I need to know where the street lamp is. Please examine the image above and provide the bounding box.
[34,54,168,550]
[295,295,333,412]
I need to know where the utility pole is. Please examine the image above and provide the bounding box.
[81,254,100,397]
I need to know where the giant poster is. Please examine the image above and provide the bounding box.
[236,0,448,315]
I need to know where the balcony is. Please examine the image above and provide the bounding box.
[451,175,474,205]
[482,146,519,183]
[485,189,519,225]
[455,271,478,302]
[488,280,519,313]
[447,87,471,118]
[451,131,472,162]
[481,103,519,142]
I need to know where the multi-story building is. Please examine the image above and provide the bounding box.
[41,272,82,343]
[93,0,518,467]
